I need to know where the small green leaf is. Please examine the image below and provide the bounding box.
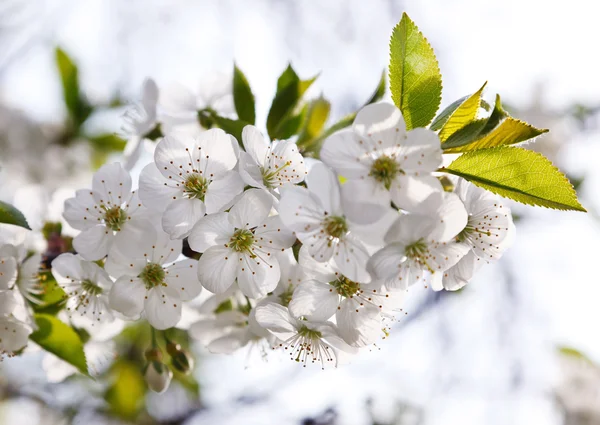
[267,65,316,140]
[365,70,386,105]
[232,65,256,125]
[444,147,586,211]
[558,346,595,365]
[105,360,146,420]
[87,134,127,152]
[389,13,442,129]
[212,115,250,145]
[297,97,331,146]
[55,48,92,128]
[430,96,469,131]
[30,314,88,375]
[0,201,31,230]
[276,104,308,140]
[33,272,67,313]
[439,82,487,141]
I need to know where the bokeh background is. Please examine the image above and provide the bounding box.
[1,1,600,424]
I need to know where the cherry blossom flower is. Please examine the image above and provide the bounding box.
[107,230,200,330]
[138,129,243,239]
[51,253,114,323]
[320,102,443,221]
[188,189,295,298]
[254,302,357,368]
[238,125,307,193]
[278,162,371,283]
[368,192,469,290]
[63,162,156,261]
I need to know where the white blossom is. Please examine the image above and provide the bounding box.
[278,162,372,283]
[107,230,201,330]
[138,129,243,239]
[51,253,114,323]
[238,125,307,193]
[188,189,295,298]
[320,102,443,222]
[63,162,157,261]
[255,302,357,368]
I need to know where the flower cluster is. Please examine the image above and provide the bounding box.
[4,91,509,369]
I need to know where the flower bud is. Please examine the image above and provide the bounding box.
[144,361,172,394]
[166,341,194,375]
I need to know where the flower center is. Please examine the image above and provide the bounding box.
[260,161,292,189]
[330,275,360,298]
[140,263,165,289]
[405,239,428,259]
[103,206,127,231]
[322,215,348,239]
[228,229,255,254]
[297,325,323,340]
[456,216,493,243]
[81,279,103,296]
[369,155,402,190]
[184,173,209,201]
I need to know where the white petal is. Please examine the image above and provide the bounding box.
[63,189,103,231]
[305,162,341,215]
[242,125,268,166]
[154,134,192,182]
[207,329,251,354]
[0,256,17,290]
[320,129,370,179]
[238,151,266,189]
[288,280,338,321]
[441,251,482,291]
[278,186,324,236]
[195,128,238,178]
[368,242,412,290]
[384,213,436,245]
[253,215,296,251]
[92,162,132,208]
[265,140,307,187]
[332,235,371,283]
[73,225,113,261]
[353,102,406,148]
[138,163,180,212]
[162,198,206,239]
[144,286,182,330]
[390,175,443,213]
[188,212,233,253]
[141,78,159,114]
[51,253,85,282]
[341,179,391,225]
[197,246,239,294]
[429,192,468,242]
[298,245,336,282]
[399,127,442,172]
[0,290,17,316]
[204,170,244,214]
[236,254,280,298]
[427,242,471,278]
[164,259,202,301]
[0,317,31,352]
[228,188,272,229]
[254,303,297,340]
[150,231,182,265]
[336,300,382,347]
[112,218,158,259]
[109,276,146,318]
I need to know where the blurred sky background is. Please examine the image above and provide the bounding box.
[1,1,600,424]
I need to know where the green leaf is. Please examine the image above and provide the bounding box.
[439,82,487,141]
[232,65,256,124]
[0,201,31,230]
[389,13,442,129]
[365,70,386,105]
[276,104,308,140]
[29,314,88,375]
[105,360,146,420]
[558,346,596,365]
[212,115,250,146]
[87,134,127,152]
[33,272,67,313]
[430,96,469,131]
[55,48,92,128]
[267,65,317,139]
[443,147,586,211]
[297,97,331,146]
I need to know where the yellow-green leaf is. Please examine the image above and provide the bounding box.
[445,117,548,153]
[444,147,586,211]
[55,48,92,127]
[297,97,331,146]
[389,13,442,129]
[439,82,487,141]
[29,314,88,375]
[105,360,146,420]
[0,201,31,230]
[232,64,256,125]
